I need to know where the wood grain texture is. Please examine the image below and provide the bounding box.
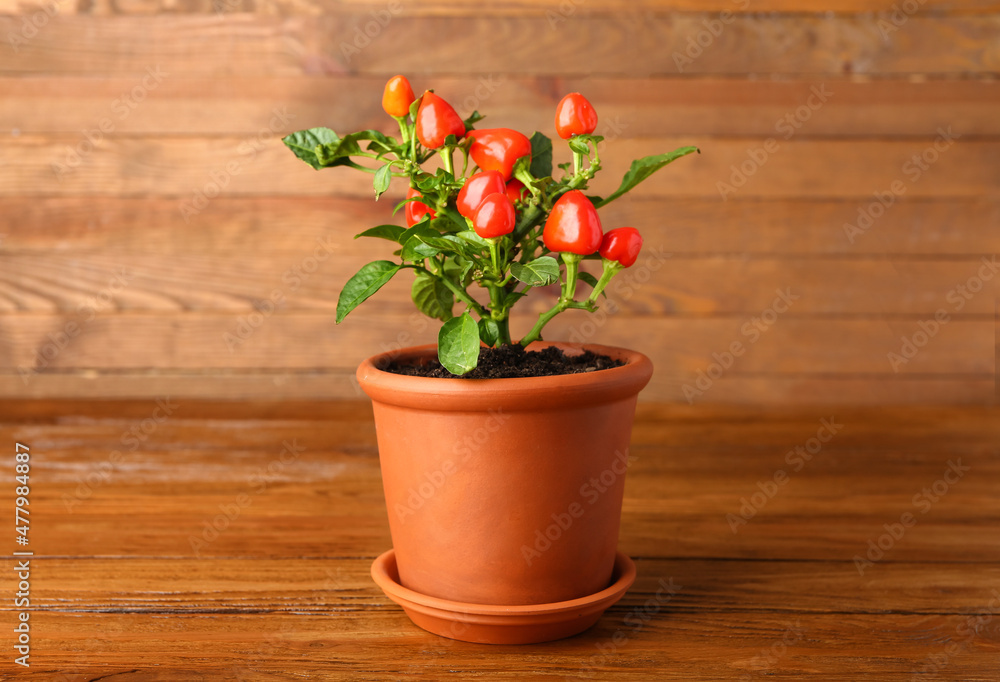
[6,0,1000,16]
[0,15,998,77]
[3,77,998,137]
[3,251,999,315]
[1,312,993,372]
[0,370,995,403]
[0,3,996,405]
[0,401,998,678]
[2,196,998,256]
[5,135,997,198]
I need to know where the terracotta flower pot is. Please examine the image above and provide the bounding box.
[358,342,652,643]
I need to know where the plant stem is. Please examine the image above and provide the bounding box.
[587,260,621,303]
[519,253,583,346]
[496,316,512,345]
[394,116,408,146]
[442,146,455,177]
[561,252,582,302]
[519,300,564,347]
[406,265,486,318]
[572,150,583,176]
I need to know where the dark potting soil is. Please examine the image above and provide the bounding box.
[383,344,624,379]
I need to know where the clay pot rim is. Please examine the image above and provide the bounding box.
[371,549,637,622]
[356,342,653,411]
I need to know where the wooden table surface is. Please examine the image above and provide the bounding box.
[1,400,998,680]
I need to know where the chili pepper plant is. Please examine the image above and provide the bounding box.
[283,77,698,375]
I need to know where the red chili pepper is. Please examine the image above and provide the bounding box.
[414,91,466,149]
[405,186,436,227]
[382,75,415,118]
[599,227,643,267]
[467,128,532,181]
[542,190,603,255]
[505,179,528,204]
[472,193,516,239]
[555,93,598,140]
[456,170,506,219]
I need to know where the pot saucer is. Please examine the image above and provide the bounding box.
[370,549,637,644]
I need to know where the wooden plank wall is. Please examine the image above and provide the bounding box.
[0,1,997,404]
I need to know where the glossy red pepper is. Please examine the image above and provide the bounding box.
[456,170,506,219]
[405,186,436,227]
[554,93,598,140]
[599,227,643,267]
[467,128,532,181]
[414,91,466,149]
[472,193,516,239]
[505,179,528,204]
[382,75,415,118]
[542,190,603,255]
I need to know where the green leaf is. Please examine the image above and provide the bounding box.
[464,110,485,128]
[593,146,700,208]
[460,259,475,284]
[314,130,397,168]
[336,261,401,324]
[510,256,559,286]
[416,232,467,257]
[398,223,436,245]
[373,164,392,199]
[455,230,490,250]
[478,318,500,347]
[355,225,405,242]
[578,271,607,298]
[529,132,553,179]
[438,312,480,375]
[411,273,454,321]
[567,136,590,155]
[342,130,395,156]
[401,235,440,261]
[283,128,341,170]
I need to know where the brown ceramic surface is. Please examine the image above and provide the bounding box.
[371,549,637,644]
[358,343,652,607]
